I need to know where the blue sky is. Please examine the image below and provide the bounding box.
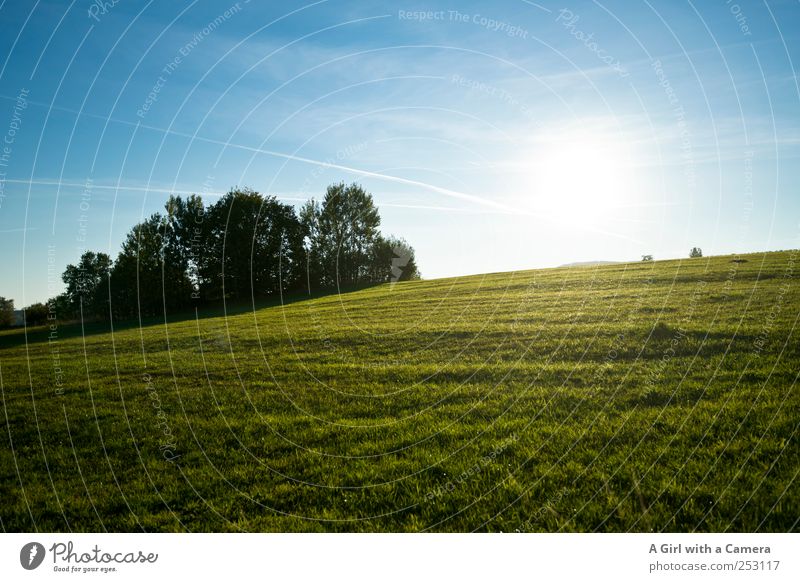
[1,0,798,305]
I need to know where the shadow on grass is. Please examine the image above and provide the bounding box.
[0,283,382,351]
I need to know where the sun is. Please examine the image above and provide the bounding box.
[529,132,635,227]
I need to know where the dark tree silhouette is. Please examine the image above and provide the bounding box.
[370,235,420,283]
[24,182,420,323]
[62,251,112,318]
[0,296,13,327]
[165,194,205,298]
[199,189,305,301]
[303,183,381,287]
[299,198,323,292]
[23,302,49,326]
[111,214,169,318]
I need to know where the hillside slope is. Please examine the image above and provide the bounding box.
[1,251,798,532]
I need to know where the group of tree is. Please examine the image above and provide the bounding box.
[640,248,703,262]
[6,183,419,325]
[300,183,418,288]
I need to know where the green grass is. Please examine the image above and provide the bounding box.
[1,251,798,532]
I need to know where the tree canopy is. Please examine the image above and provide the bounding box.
[30,183,419,324]
[61,251,112,318]
[0,296,13,327]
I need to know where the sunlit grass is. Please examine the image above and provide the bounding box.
[1,250,798,532]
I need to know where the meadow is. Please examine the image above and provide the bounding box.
[1,250,798,532]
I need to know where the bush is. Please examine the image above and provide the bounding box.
[0,296,13,327]
[23,303,50,326]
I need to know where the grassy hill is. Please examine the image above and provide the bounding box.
[1,251,798,532]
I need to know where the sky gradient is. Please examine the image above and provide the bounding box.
[1,0,799,305]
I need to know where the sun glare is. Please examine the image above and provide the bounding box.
[530,132,635,227]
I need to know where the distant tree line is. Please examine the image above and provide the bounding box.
[8,183,419,325]
[640,247,704,263]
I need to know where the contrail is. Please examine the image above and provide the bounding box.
[162,134,522,215]
[4,177,640,243]
[0,92,640,241]
[0,91,514,214]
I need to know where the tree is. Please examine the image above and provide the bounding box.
[164,194,205,298]
[0,296,13,327]
[199,189,305,301]
[299,198,323,291]
[313,183,381,287]
[23,302,49,326]
[302,183,421,290]
[641,254,653,262]
[689,247,703,258]
[27,183,421,321]
[111,213,188,318]
[388,237,420,283]
[111,215,160,318]
[370,235,420,283]
[62,251,112,319]
[49,294,73,322]
[251,195,306,297]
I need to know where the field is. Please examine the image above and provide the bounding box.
[1,251,798,532]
